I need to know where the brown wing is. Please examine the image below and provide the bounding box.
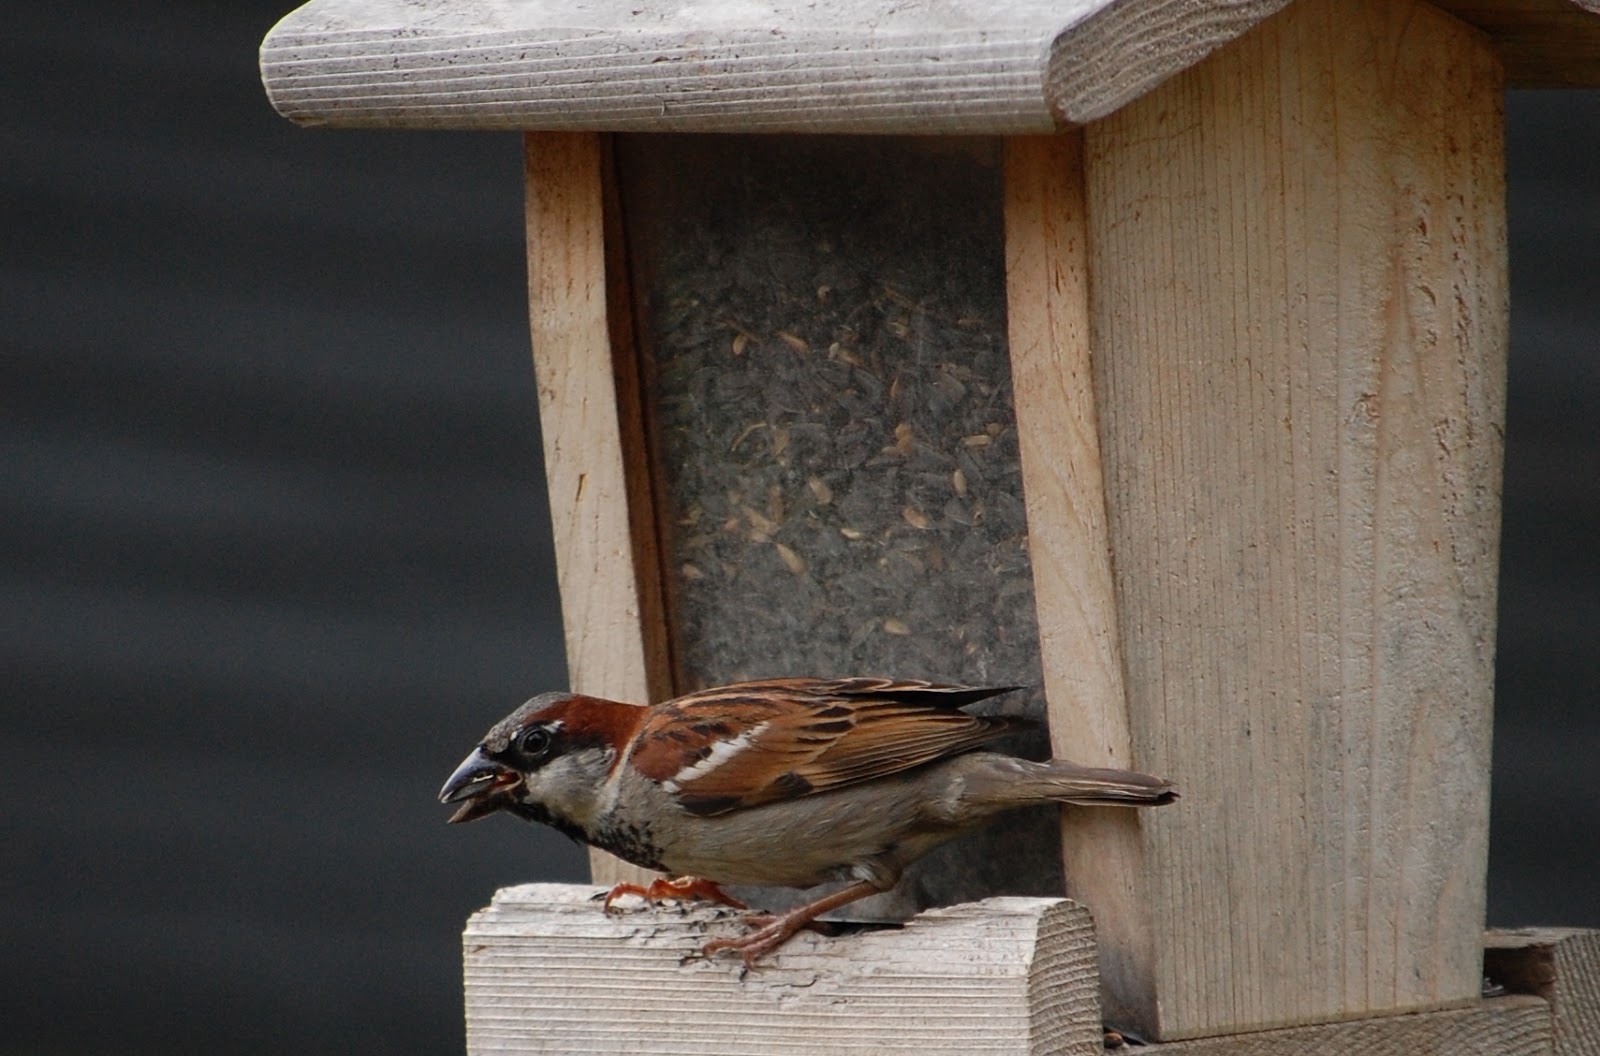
[627,677,1028,816]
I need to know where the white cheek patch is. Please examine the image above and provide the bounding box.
[663,722,769,793]
[526,747,614,826]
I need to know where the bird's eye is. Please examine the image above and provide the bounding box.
[516,726,552,758]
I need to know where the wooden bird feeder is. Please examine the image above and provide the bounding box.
[262,0,1600,1051]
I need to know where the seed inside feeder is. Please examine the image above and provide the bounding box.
[617,134,1062,914]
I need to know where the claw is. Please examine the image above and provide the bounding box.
[600,881,652,913]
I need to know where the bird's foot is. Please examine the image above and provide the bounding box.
[701,878,881,967]
[601,875,747,913]
[702,914,808,968]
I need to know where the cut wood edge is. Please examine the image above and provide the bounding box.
[1436,0,1600,87]
[1487,928,1600,1056]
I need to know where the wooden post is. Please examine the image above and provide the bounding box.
[1004,131,1159,1031]
[1074,0,1508,1037]
[524,131,668,887]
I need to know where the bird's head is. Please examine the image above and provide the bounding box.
[437,692,643,831]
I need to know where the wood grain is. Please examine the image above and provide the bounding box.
[462,884,1103,1056]
[1003,132,1158,1031]
[523,131,663,888]
[259,0,1600,133]
[1083,0,1507,1036]
[1487,929,1600,1056]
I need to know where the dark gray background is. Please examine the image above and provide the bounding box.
[3,4,1595,1053]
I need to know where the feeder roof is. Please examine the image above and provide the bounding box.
[261,0,1600,134]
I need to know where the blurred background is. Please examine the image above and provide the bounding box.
[2,3,1595,1053]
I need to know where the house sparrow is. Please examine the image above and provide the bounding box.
[439,676,1176,965]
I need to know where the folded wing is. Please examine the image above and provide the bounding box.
[628,677,1027,816]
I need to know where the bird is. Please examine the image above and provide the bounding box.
[438,676,1176,965]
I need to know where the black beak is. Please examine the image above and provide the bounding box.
[438,747,521,823]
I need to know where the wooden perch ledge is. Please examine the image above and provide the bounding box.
[464,885,1600,1056]
[463,883,1103,1055]
[258,0,1600,134]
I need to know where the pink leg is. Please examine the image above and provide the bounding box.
[702,880,881,967]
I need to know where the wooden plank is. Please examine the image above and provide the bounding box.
[1487,929,1600,1055]
[462,883,1104,1056]
[1435,0,1600,87]
[1138,995,1552,1055]
[258,0,1284,133]
[1082,0,1507,1037]
[523,131,664,888]
[259,0,1600,133]
[1002,132,1157,1031]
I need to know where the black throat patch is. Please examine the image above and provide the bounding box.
[504,801,665,873]
[586,819,665,873]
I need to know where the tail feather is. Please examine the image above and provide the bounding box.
[1047,764,1178,806]
[963,756,1178,808]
